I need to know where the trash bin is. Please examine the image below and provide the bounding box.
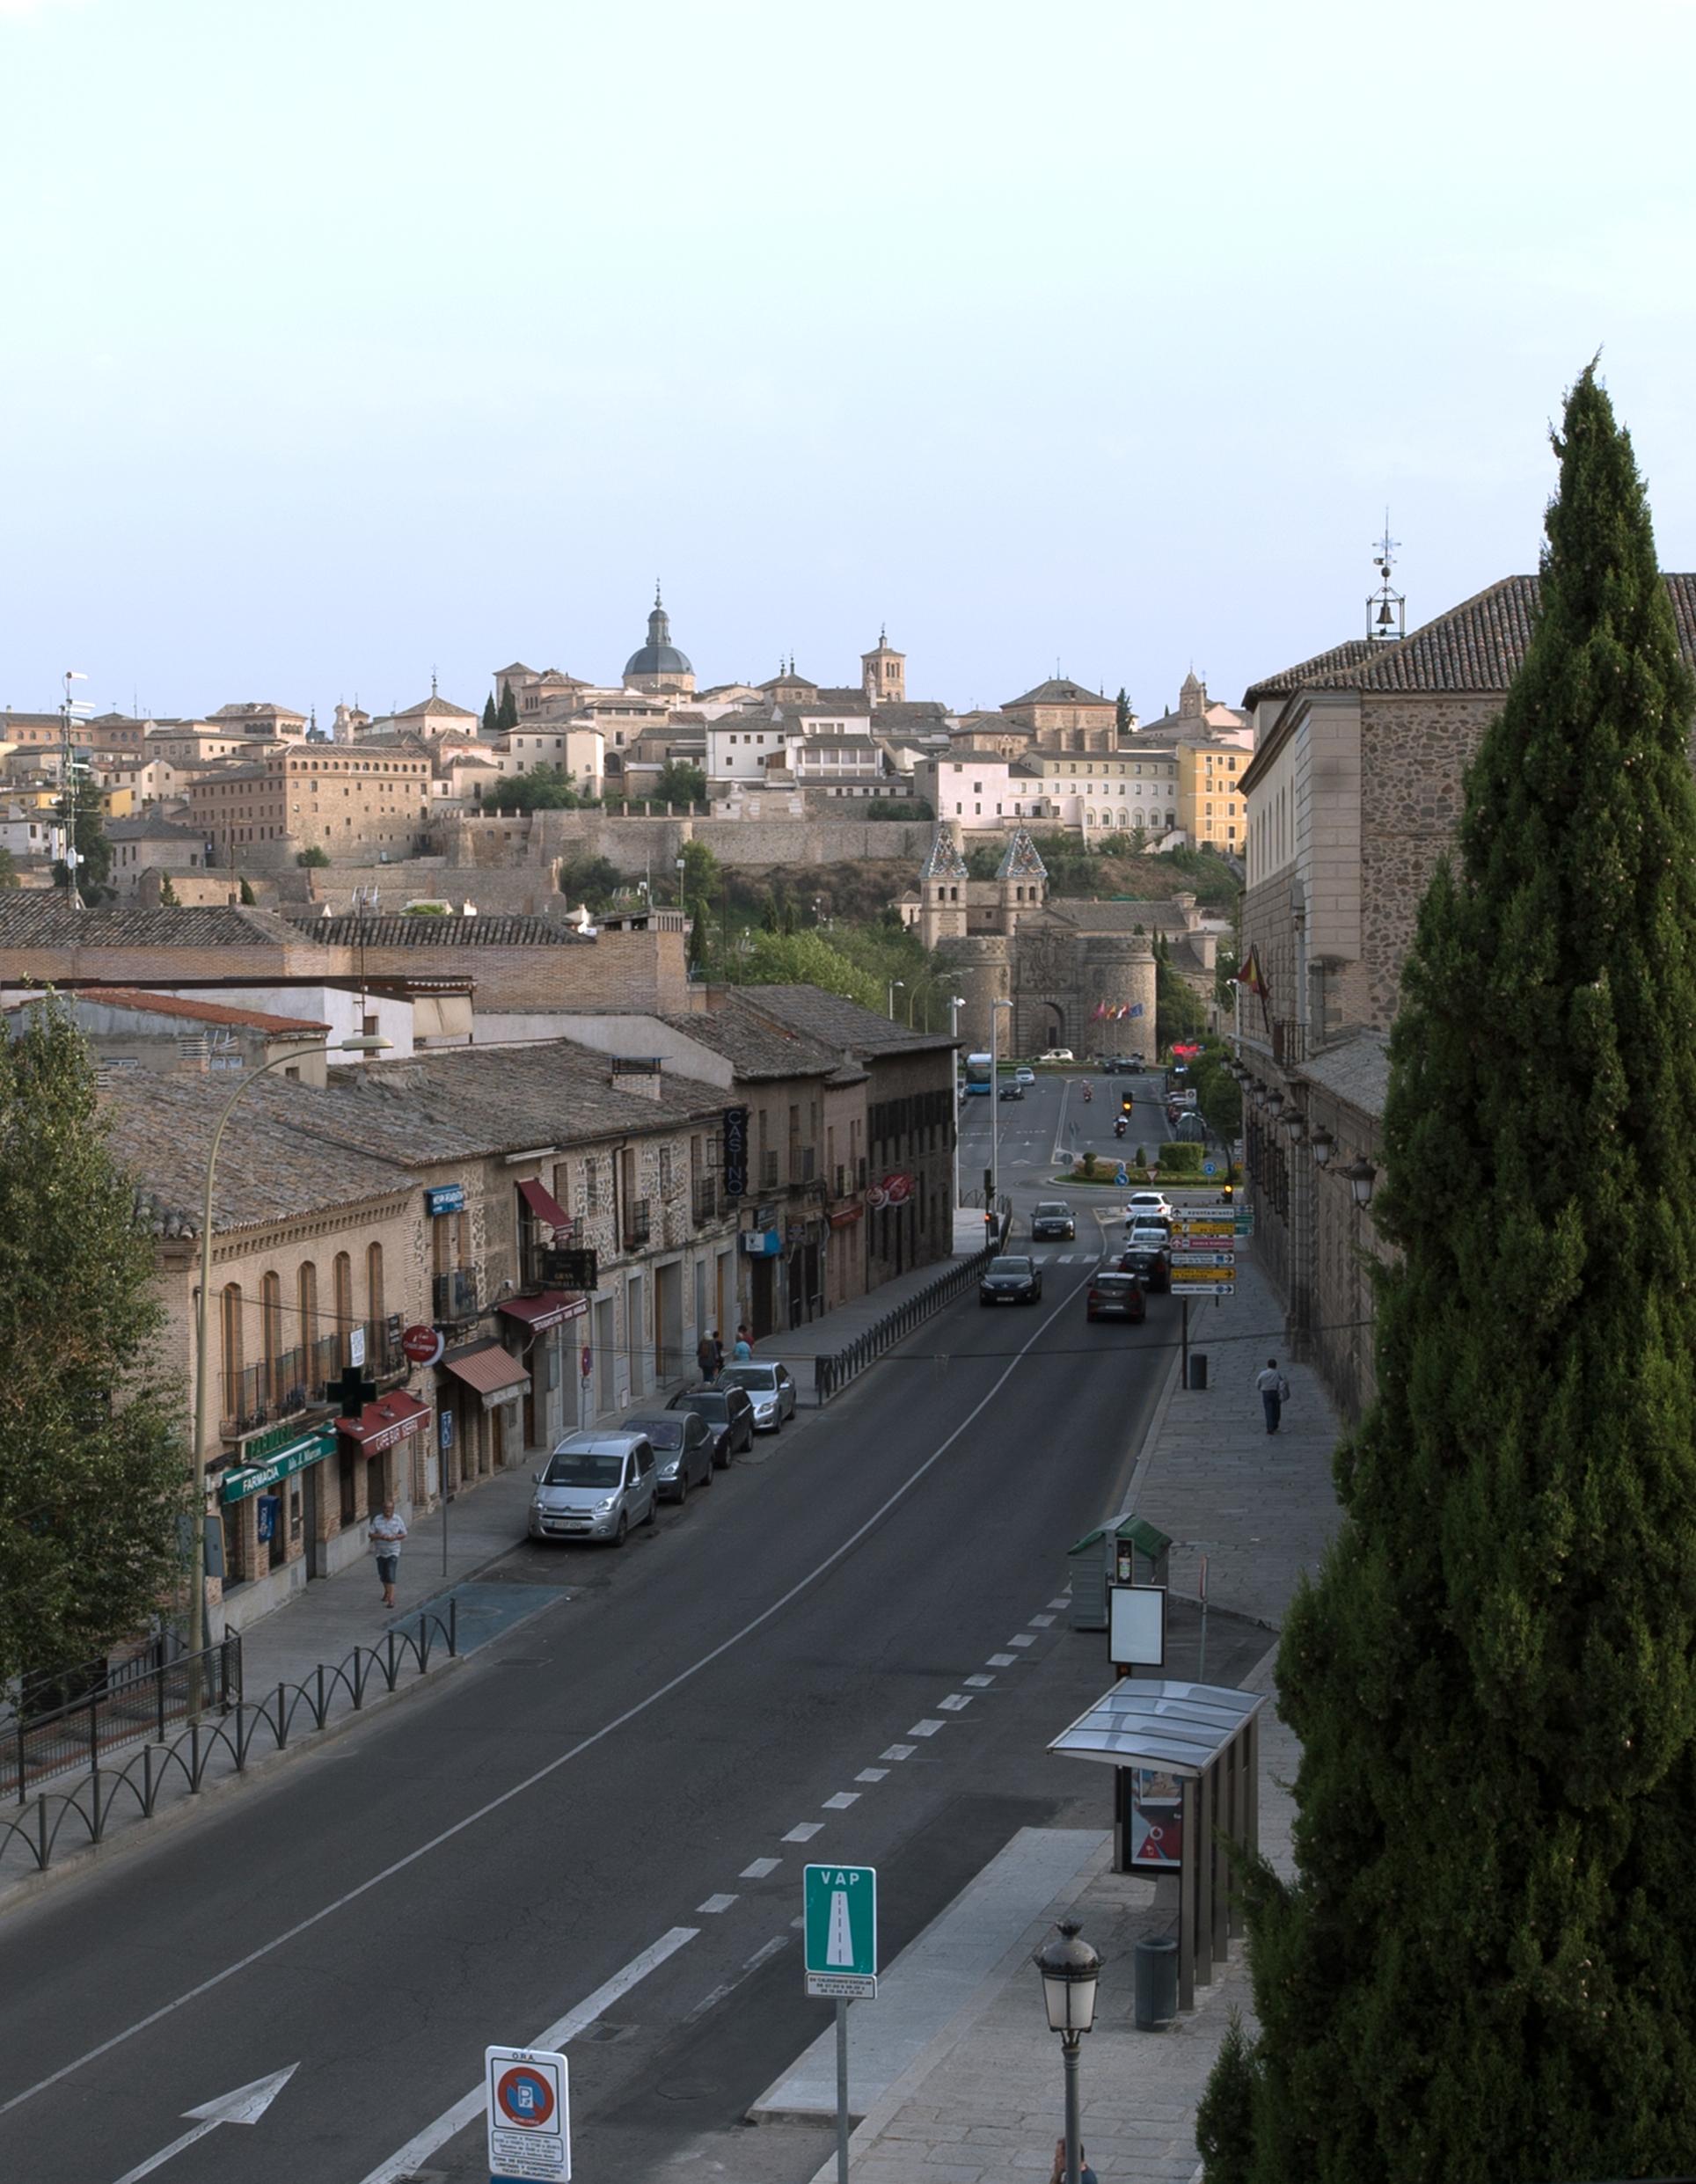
[1071,1514,1174,1625]
[1134,1935,1179,2029]
[1188,1351,1208,1391]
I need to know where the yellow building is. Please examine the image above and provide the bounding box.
[1177,741,1247,850]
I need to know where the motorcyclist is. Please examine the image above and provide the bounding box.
[1083,1084,1092,1103]
[1114,1114,1126,1138]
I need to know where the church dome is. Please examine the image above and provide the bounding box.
[624,589,692,679]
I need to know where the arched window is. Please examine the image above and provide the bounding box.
[367,1243,384,1370]
[221,1283,244,1424]
[299,1261,318,1389]
[260,1272,282,1406]
[333,1253,354,1370]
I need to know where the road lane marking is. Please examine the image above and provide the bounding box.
[354,1925,698,2184]
[937,1695,973,1712]
[697,1894,738,1914]
[1029,1613,1056,1627]
[908,1719,945,1736]
[0,1269,1095,2122]
[881,1743,916,1761]
[987,1654,1019,1668]
[741,1857,781,1880]
[964,1674,995,1689]
[822,1792,859,1810]
[1047,1598,1071,1611]
[782,1822,823,1843]
[1008,1634,1036,1647]
[854,1768,888,1783]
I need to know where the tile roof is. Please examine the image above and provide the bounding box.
[733,984,955,1057]
[103,813,206,842]
[63,986,330,1035]
[656,996,840,1080]
[996,828,1047,881]
[0,899,325,949]
[1003,679,1115,710]
[1239,639,1375,708]
[1297,1027,1391,1121]
[281,912,588,947]
[919,827,970,882]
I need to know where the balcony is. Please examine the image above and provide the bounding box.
[219,1351,314,1439]
[432,1267,479,1325]
[362,1318,406,1379]
[760,1150,780,1191]
[1271,1018,1307,1067]
[622,1198,652,1251]
[691,1179,720,1226]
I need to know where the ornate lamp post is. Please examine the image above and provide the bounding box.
[1034,1918,1101,2184]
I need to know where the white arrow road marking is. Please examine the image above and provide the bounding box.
[355,1926,697,2184]
[111,2064,297,2184]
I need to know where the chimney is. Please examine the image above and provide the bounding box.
[610,1056,663,1099]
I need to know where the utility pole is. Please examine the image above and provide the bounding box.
[59,668,92,906]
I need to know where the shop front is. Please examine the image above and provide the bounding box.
[439,1339,531,1488]
[216,1420,339,1633]
[334,1391,432,1570]
[499,1290,589,1450]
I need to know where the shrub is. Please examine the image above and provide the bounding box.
[1159,1141,1203,1174]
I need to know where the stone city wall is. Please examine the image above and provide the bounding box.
[441,812,939,874]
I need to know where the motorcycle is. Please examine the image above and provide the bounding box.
[1083,1085,1093,1103]
[1114,1115,1126,1139]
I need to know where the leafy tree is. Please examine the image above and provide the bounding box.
[238,876,257,906]
[1203,368,1696,2180]
[0,847,19,889]
[965,844,1001,880]
[157,875,179,907]
[0,998,189,1686]
[486,766,581,814]
[726,929,883,1012]
[296,845,331,868]
[865,798,932,822]
[495,684,519,734]
[1190,1039,1241,1139]
[1152,934,1206,1048]
[482,694,498,735]
[555,852,624,909]
[654,760,706,807]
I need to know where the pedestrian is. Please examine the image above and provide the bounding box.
[696,1329,718,1384]
[1047,2137,1098,2184]
[369,1496,407,1609]
[1256,1355,1290,1435]
[710,1327,724,1377]
[733,1323,753,1361]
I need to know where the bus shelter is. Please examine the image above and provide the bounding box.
[1048,1679,1263,2011]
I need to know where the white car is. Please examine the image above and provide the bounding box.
[1123,1190,1173,1225]
[718,1359,797,1432]
[1038,1048,1074,1062]
[1014,1066,1036,1085]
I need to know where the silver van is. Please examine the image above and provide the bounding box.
[529,1431,658,1547]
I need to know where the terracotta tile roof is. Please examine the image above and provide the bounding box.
[282,913,588,947]
[656,997,839,1080]
[66,987,330,1035]
[1240,640,1376,708]
[733,985,956,1056]
[1002,679,1114,710]
[0,899,324,949]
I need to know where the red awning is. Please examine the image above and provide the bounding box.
[336,1391,431,1454]
[516,1178,570,1230]
[442,1340,530,1406]
[501,1290,589,1333]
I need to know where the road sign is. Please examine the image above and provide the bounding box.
[1172,1263,1235,1293]
[1203,1158,1217,1175]
[486,2045,570,2182]
[1172,1251,1236,1268]
[804,1862,878,1998]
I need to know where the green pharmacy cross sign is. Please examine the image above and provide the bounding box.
[804,1862,878,1999]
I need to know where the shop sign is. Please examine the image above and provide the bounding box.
[539,1247,598,1291]
[740,1229,782,1257]
[722,1107,749,1200]
[221,1422,337,1502]
[866,1172,912,1210]
[402,1324,444,1366]
[239,1415,325,1465]
[425,1183,467,1216]
[828,1203,863,1229]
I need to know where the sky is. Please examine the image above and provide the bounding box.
[3,0,1694,725]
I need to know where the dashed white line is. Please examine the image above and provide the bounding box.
[938,1694,973,1713]
[697,1893,738,1914]
[855,1767,888,1783]
[881,1743,917,1761]
[988,1653,1019,1668]
[741,1857,781,1880]
[783,1822,824,1843]
[822,1792,859,1810]
[1008,1634,1036,1648]
[1047,1597,1071,1611]
[964,1674,995,1689]
[908,1719,946,1737]
[1029,1613,1056,1628]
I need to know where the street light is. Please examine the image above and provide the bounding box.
[188,1034,391,1696]
[1309,1124,1334,1168]
[947,995,967,1214]
[1034,1917,1100,2184]
[1341,1156,1378,1209]
[989,998,1013,1241]
[888,978,904,1020]
[675,854,686,907]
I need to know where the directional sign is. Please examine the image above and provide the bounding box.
[804,1862,878,1998]
[486,2045,570,2182]
[111,2065,297,2184]
[1172,1263,1236,1293]
[1171,1250,1236,1268]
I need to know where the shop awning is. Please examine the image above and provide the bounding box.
[336,1391,431,1454]
[442,1340,530,1409]
[501,1289,588,1333]
[516,1178,570,1230]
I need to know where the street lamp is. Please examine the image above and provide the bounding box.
[888,978,904,1020]
[1309,1124,1334,1168]
[187,1034,391,1696]
[1034,1917,1100,2184]
[989,997,1013,1242]
[675,854,686,907]
[1341,1156,1378,1209]
[947,994,967,1214]
[1282,1102,1307,1145]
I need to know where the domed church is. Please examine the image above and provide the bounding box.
[623,585,696,697]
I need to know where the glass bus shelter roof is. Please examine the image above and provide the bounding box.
[1048,1679,1263,1779]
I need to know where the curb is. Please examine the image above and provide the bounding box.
[0,1647,472,1924]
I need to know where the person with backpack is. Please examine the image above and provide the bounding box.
[1255,1356,1290,1435]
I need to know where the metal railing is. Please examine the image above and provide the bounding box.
[220,1355,315,1438]
[622,1199,651,1249]
[692,1179,720,1225]
[4,1635,242,1800]
[1,1605,457,1880]
[814,1214,1009,1405]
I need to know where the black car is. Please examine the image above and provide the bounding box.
[998,1082,1025,1101]
[979,1254,1043,1306]
[1086,1269,1147,1322]
[1030,1201,1076,1242]
[1100,1055,1144,1075]
[623,1410,715,1501]
[1116,1244,1171,1295]
[667,1384,756,1466]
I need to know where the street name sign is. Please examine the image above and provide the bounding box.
[1172,1262,1235,1293]
[486,2045,570,2182]
[804,1862,878,1998]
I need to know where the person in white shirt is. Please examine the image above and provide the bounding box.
[1255,1357,1290,1435]
[369,1498,408,1608]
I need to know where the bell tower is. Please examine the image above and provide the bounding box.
[860,628,906,707]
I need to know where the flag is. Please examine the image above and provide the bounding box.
[1232,945,1272,1031]
[1091,1001,1105,1020]
[1129,1002,1144,1019]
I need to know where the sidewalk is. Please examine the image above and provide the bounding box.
[771,1246,1341,2184]
[757,1213,990,1399]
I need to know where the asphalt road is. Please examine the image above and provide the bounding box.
[0,1070,1245,2184]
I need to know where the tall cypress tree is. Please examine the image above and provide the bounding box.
[496,684,519,734]
[1203,368,1696,2181]
[482,693,498,735]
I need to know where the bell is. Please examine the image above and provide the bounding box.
[1377,599,1395,629]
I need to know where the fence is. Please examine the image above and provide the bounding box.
[814,1207,1010,1404]
[0,1604,457,1883]
[4,1635,241,1800]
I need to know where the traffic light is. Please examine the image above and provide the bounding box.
[1120,1092,1133,1114]
[1222,1179,1234,1203]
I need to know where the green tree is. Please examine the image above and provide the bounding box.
[1115,686,1132,734]
[296,845,331,869]
[555,852,624,909]
[1203,368,1696,2180]
[0,847,19,889]
[496,684,518,734]
[486,766,581,814]
[1190,1039,1241,1138]
[238,876,257,905]
[482,694,498,735]
[157,874,179,907]
[0,999,189,1686]
[54,775,112,899]
[654,760,706,807]
[965,844,1001,880]
[726,929,883,1012]
[1152,934,1206,1048]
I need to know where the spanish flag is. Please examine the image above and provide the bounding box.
[1232,945,1271,1030]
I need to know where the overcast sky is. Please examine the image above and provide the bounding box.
[3,0,1692,725]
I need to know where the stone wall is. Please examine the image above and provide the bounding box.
[440,811,939,875]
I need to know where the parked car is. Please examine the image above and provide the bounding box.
[1119,1235,1172,1292]
[718,1359,797,1432]
[622,1410,714,1502]
[668,1384,756,1466]
[979,1253,1043,1306]
[1014,1066,1036,1085]
[998,1082,1025,1101]
[1037,1047,1074,1062]
[1086,1269,1147,1323]
[1124,1190,1173,1223]
[529,1432,658,1546]
[1030,1201,1077,1242]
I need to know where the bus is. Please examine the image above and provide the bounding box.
[963,1052,994,1095]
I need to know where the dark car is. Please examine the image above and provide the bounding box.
[623,1410,715,1501]
[1101,1055,1144,1075]
[1030,1201,1076,1242]
[1086,1270,1146,1322]
[1117,1241,1171,1294]
[998,1082,1025,1101]
[667,1384,756,1466]
[979,1253,1043,1306]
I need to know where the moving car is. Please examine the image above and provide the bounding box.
[668,1384,756,1466]
[1120,1233,1172,1292]
[719,1359,797,1432]
[979,1253,1043,1305]
[1030,1201,1077,1242]
[1100,1055,1144,1075]
[529,1431,659,1546]
[998,1081,1025,1101]
[1086,1269,1146,1322]
[1037,1048,1074,1062]
[1014,1066,1036,1085]
[622,1410,714,1502]
[1124,1190,1173,1223]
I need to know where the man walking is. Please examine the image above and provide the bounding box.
[1256,1356,1290,1435]
[696,1328,719,1384]
[369,1496,407,1610]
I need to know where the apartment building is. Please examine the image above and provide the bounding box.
[187,742,435,864]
